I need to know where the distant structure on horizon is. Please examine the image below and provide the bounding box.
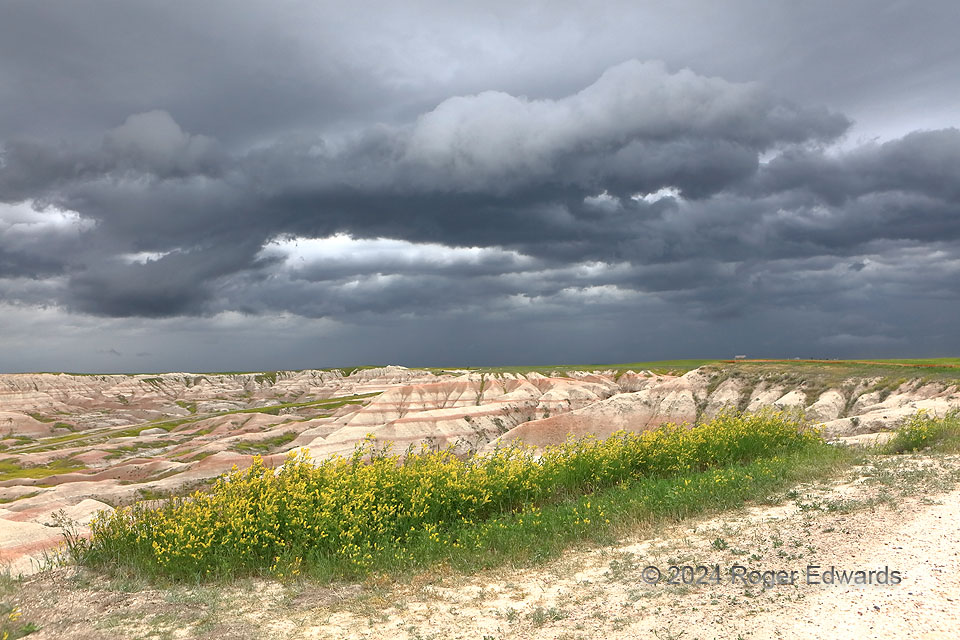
[734,355,747,360]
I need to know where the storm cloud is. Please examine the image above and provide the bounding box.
[1,1,959,371]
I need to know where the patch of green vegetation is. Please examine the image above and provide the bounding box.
[703,370,730,398]
[52,422,76,431]
[0,456,87,481]
[858,455,960,497]
[718,360,960,384]
[135,487,169,501]
[78,411,838,581]
[227,393,378,417]
[253,371,280,385]
[869,377,911,402]
[869,358,960,366]
[251,406,282,416]
[26,412,55,423]
[136,478,217,503]
[174,400,197,414]
[735,376,760,414]
[230,432,299,455]
[460,359,718,376]
[182,450,215,463]
[0,491,40,504]
[141,377,164,388]
[105,440,179,459]
[140,468,189,485]
[14,434,77,449]
[112,420,189,438]
[883,410,960,454]
[0,436,32,451]
[171,447,197,459]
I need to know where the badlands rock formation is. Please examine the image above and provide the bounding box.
[2,363,959,574]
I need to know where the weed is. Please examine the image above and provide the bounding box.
[527,605,567,626]
[605,552,638,581]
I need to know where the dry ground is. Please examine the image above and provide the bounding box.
[5,451,960,640]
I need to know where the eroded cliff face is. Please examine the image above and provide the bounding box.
[2,364,959,574]
[0,366,444,434]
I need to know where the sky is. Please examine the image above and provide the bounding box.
[1,0,959,373]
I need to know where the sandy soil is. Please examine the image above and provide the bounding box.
[5,452,959,640]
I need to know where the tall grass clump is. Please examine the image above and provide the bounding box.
[884,410,960,454]
[78,411,826,581]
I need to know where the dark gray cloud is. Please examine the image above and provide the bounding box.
[0,110,224,201]
[1,1,959,371]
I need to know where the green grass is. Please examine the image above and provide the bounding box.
[175,400,198,414]
[414,444,847,577]
[181,451,216,463]
[136,478,218,503]
[230,432,299,454]
[104,440,180,459]
[438,357,960,380]
[445,360,718,376]
[0,491,40,504]
[713,359,960,382]
[77,411,833,582]
[253,372,280,385]
[0,457,86,481]
[189,393,375,421]
[113,420,188,438]
[858,357,960,366]
[223,393,379,417]
[0,436,32,451]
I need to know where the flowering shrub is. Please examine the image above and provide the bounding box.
[81,410,820,579]
[884,409,960,454]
